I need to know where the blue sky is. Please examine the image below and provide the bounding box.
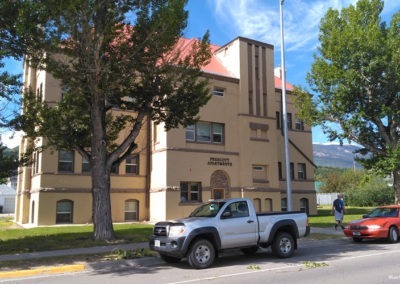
[2,0,400,147]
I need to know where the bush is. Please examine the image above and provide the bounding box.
[346,182,395,206]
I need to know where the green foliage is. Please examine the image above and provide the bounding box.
[0,143,18,182]
[308,205,372,227]
[2,0,212,240]
[346,177,395,206]
[297,0,400,201]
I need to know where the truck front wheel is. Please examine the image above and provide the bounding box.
[272,232,295,258]
[187,239,215,269]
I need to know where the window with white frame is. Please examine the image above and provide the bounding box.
[58,150,74,172]
[186,122,224,144]
[180,182,201,202]
[212,86,225,96]
[125,154,139,174]
[297,163,307,180]
[295,116,304,131]
[56,200,73,223]
[124,199,138,221]
[281,198,287,212]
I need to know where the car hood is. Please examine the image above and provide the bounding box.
[348,217,387,226]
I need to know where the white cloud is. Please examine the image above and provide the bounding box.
[1,131,22,148]
[209,0,397,52]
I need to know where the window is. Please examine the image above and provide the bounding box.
[222,201,249,218]
[180,182,201,202]
[125,154,139,174]
[186,122,224,144]
[295,116,304,131]
[82,156,91,173]
[287,113,292,130]
[56,200,73,224]
[212,87,225,96]
[185,124,195,141]
[278,162,283,180]
[281,198,287,212]
[265,198,273,211]
[297,163,307,180]
[124,200,138,221]
[252,165,267,183]
[290,163,295,180]
[111,163,119,174]
[300,198,309,214]
[250,123,268,140]
[32,151,40,174]
[276,112,281,129]
[58,150,74,172]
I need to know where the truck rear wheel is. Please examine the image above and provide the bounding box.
[271,232,294,258]
[187,239,215,269]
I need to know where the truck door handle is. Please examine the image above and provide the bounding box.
[247,220,254,223]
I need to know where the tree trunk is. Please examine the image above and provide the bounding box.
[90,92,115,241]
[393,171,400,205]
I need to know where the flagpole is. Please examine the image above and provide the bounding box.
[279,0,292,211]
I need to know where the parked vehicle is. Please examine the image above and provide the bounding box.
[149,198,310,269]
[343,205,400,243]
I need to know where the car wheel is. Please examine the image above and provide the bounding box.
[272,232,295,258]
[352,237,363,243]
[187,239,215,269]
[388,226,399,243]
[159,254,181,263]
[240,246,259,255]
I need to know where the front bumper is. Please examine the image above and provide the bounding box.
[343,228,388,239]
[149,235,187,258]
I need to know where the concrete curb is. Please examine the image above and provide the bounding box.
[0,264,86,279]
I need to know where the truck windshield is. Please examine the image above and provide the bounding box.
[189,201,226,217]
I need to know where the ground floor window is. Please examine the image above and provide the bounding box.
[281,198,287,212]
[56,200,73,224]
[265,198,273,211]
[253,198,261,212]
[300,198,309,214]
[124,200,138,221]
[180,182,201,202]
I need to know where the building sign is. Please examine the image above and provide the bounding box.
[207,157,232,166]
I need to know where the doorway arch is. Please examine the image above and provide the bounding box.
[210,170,230,199]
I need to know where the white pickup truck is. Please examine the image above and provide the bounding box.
[149,198,310,269]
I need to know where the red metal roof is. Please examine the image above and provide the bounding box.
[177,38,293,90]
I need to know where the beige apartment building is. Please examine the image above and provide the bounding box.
[15,36,317,226]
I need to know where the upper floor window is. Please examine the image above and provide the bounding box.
[297,163,307,180]
[58,150,74,172]
[295,116,304,131]
[212,87,225,97]
[126,154,139,174]
[252,164,268,183]
[82,156,91,173]
[186,122,224,144]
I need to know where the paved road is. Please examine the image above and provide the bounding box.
[3,227,398,283]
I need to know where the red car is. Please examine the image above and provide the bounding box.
[343,205,400,243]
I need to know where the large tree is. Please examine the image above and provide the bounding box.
[295,0,400,203]
[5,0,211,240]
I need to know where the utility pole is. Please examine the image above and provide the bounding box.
[279,0,292,211]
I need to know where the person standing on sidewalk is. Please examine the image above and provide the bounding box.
[332,194,345,230]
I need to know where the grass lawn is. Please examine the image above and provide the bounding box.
[0,205,375,256]
[309,205,373,228]
[0,217,153,255]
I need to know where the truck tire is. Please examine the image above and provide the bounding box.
[187,239,215,269]
[159,254,181,263]
[271,232,294,258]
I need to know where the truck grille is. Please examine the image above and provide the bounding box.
[153,225,167,236]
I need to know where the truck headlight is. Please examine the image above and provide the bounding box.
[169,225,185,237]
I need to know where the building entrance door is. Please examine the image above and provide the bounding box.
[212,188,225,199]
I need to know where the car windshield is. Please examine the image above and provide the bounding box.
[366,208,399,218]
[189,201,226,217]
